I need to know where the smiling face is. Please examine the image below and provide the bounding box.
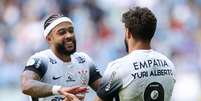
[47,22,76,56]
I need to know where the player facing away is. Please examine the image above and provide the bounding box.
[94,7,176,101]
[21,14,102,101]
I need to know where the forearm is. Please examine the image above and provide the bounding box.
[22,79,53,97]
[94,96,103,101]
[90,79,101,91]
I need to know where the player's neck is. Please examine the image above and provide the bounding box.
[51,47,71,62]
[128,41,151,53]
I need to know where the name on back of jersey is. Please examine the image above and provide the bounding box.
[131,59,173,80]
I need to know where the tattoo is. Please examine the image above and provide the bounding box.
[21,70,53,97]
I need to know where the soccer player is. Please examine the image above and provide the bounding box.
[21,14,102,101]
[94,7,176,101]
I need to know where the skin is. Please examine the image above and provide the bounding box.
[124,27,151,54]
[47,22,75,62]
[21,21,100,100]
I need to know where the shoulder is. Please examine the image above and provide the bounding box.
[152,51,175,67]
[30,49,50,58]
[105,56,129,76]
[108,55,129,69]
[25,50,50,78]
[73,52,92,59]
[26,49,50,66]
[72,52,93,64]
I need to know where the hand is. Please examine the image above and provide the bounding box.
[63,93,80,101]
[58,86,88,100]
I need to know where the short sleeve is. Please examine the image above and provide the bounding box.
[73,52,102,86]
[96,62,123,101]
[88,64,102,86]
[24,54,48,78]
[80,52,102,86]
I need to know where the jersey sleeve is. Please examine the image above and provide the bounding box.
[88,63,102,86]
[80,52,102,86]
[24,54,48,78]
[96,62,123,101]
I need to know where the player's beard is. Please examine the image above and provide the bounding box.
[56,38,76,56]
[124,38,128,53]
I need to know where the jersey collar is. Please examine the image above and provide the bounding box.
[49,49,73,65]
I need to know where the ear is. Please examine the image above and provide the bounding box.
[125,28,132,39]
[127,29,132,39]
[46,35,52,44]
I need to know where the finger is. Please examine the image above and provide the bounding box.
[63,97,70,101]
[72,87,88,94]
[79,87,89,92]
[63,93,76,101]
[66,86,80,91]
[65,93,80,101]
[61,86,88,95]
[75,94,85,100]
[62,86,81,93]
[62,92,74,97]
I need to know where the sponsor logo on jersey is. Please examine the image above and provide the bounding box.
[66,73,76,82]
[105,71,116,91]
[52,76,62,80]
[51,96,64,101]
[75,56,85,63]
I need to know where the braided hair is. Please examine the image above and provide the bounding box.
[44,14,64,30]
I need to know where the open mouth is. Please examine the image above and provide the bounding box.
[64,41,74,49]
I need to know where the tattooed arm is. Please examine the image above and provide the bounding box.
[21,70,87,98]
[21,70,52,97]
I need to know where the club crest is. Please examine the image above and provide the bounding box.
[78,70,88,86]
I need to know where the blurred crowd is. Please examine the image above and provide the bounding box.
[0,0,201,101]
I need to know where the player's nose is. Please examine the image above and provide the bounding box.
[64,33,74,41]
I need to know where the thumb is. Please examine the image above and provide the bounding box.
[64,93,80,101]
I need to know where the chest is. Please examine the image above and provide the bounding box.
[41,62,90,87]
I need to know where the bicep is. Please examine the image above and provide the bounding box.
[21,70,41,81]
[21,56,47,92]
[90,78,101,91]
[21,70,41,90]
[21,55,52,97]
[21,70,53,97]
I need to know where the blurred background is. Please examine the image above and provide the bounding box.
[0,0,201,101]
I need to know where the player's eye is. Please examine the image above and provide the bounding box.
[68,27,74,33]
[58,29,67,35]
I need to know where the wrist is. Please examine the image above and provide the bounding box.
[52,85,62,95]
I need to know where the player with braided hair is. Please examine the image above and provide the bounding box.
[21,14,102,101]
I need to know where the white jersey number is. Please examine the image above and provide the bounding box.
[144,82,164,101]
